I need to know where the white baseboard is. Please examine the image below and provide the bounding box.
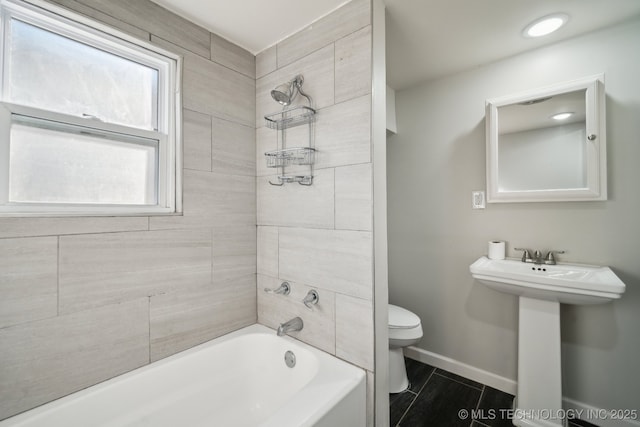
[404,345,517,394]
[404,346,639,427]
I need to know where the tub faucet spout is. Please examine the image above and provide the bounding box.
[277,317,303,336]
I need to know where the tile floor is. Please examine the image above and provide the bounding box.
[390,357,599,427]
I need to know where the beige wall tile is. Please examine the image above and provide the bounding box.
[279,228,373,299]
[257,226,279,278]
[150,275,256,361]
[47,0,150,40]
[183,109,212,172]
[0,216,148,239]
[150,169,256,230]
[257,168,335,229]
[256,45,277,79]
[276,0,370,67]
[59,229,212,313]
[335,163,373,231]
[256,45,334,126]
[0,299,149,419]
[212,225,256,283]
[336,294,374,370]
[257,275,335,354]
[71,0,210,58]
[0,237,58,329]
[315,94,372,169]
[211,33,255,78]
[212,117,256,176]
[256,126,278,177]
[335,26,372,103]
[184,53,255,127]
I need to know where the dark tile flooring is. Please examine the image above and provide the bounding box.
[390,357,599,427]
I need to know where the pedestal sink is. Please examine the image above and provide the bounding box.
[469,256,625,427]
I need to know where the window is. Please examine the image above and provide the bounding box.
[0,0,181,215]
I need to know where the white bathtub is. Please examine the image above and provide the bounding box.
[0,324,366,427]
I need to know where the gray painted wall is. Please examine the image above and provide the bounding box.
[388,18,640,411]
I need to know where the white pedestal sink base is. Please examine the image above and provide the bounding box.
[514,296,565,427]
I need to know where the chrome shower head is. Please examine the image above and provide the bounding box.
[271,82,295,106]
[270,75,312,107]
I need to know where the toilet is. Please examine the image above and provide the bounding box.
[388,304,423,393]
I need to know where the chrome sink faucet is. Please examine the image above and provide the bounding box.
[277,317,303,337]
[515,248,565,265]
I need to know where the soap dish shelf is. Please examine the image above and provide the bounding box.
[264,106,316,130]
[265,147,315,168]
[273,175,313,185]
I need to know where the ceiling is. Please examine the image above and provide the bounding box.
[149,0,640,90]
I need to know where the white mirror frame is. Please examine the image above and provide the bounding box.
[486,74,606,203]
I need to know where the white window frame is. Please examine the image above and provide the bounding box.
[0,0,182,216]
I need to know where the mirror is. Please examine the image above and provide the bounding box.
[486,75,606,202]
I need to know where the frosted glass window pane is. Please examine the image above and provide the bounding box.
[7,19,158,130]
[9,121,157,205]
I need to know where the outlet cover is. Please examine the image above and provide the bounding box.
[472,191,485,209]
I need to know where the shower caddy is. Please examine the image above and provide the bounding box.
[264,98,316,186]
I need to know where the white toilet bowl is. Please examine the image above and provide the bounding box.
[388,304,423,393]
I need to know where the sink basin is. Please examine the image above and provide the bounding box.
[469,256,625,304]
[469,255,625,427]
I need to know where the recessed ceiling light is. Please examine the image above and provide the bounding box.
[523,14,569,38]
[551,112,574,121]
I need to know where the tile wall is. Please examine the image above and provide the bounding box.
[0,0,256,419]
[254,0,375,422]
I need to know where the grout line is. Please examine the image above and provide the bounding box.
[433,371,484,391]
[395,367,437,426]
[475,385,486,412]
[395,392,419,427]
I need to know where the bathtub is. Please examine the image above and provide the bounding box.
[1,324,366,427]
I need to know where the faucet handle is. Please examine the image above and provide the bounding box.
[303,290,319,309]
[544,250,565,265]
[264,281,291,295]
[514,248,533,263]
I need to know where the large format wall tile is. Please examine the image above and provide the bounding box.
[184,53,255,127]
[256,45,277,79]
[257,226,279,278]
[279,228,373,300]
[212,225,256,283]
[211,33,255,79]
[0,299,149,420]
[335,25,372,103]
[0,237,58,329]
[257,168,335,229]
[257,275,336,354]
[276,0,370,67]
[256,45,334,126]
[315,95,372,169]
[48,0,150,41]
[256,126,277,177]
[212,117,256,177]
[336,294,374,370]
[0,216,148,239]
[335,163,372,231]
[59,229,212,313]
[183,109,212,172]
[150,169,256,230]
[150,275,256,361]
[70,0,211,58]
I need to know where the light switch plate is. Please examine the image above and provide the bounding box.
[472,191,485,209]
